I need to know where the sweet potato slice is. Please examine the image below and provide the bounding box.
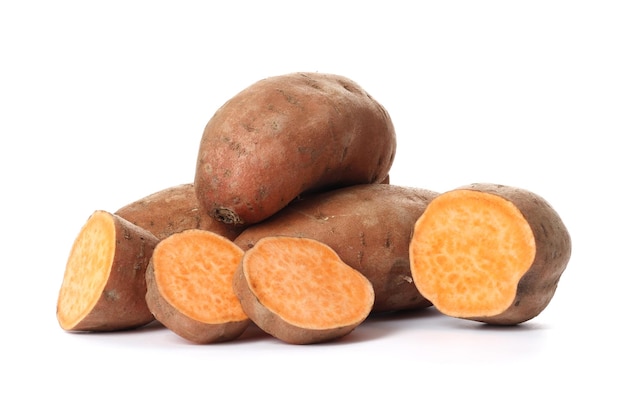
[409,183,572,325]
[115,183,244,241]
[233,236,375,344]
[145,229,249,344]
[57,210,159,331]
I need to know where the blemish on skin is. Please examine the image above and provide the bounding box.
[314,211,329,221]
[105,290,120,301]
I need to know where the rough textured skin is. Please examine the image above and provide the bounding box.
[234,184,439,313]
[194,72,396,226]
[426,183,572,325]
[115,183,244,240]
[145,257,250,344]
[59,212,159,331]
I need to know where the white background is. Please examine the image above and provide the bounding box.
[2,1,624,415]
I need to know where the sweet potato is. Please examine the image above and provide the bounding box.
[194,72,396,226]
[115,183,244,241]
[233,236,375,344]
[145,229,249,343]
[234,183,439,313]
[409,183,572,325]
[56,210,159,331]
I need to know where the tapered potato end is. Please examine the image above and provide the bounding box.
[145,229,250,344]
[57,210,159,332]
[409,184,571,325]
[234,236,375,344]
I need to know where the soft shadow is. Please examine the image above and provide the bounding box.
[448,319,550,332]
[318,307,444,345]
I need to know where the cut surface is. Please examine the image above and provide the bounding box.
[57,211,116,330]
[153,230,246,324]
[243,236,374,329]
[409,190,536,318]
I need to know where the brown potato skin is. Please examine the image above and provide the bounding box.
[64,212,159,332]
[233,184,439,313]
[457,183,572,325]
[145,254,250,344]
[232,254,362,345]
[115,183,244,240]
[194,72,396,226]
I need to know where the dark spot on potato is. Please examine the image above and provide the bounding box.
[241,123,257,133]
[314,211,329,221]
[276,88,301,107]
[212,207,242,225]
[341,82,358,94]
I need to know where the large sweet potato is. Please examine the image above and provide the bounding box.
[234,183,438,313]
[409,183,572,325]
[195,72,396,225]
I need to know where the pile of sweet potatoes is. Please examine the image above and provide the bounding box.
[56,72,572,344]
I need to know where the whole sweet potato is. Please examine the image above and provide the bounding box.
[234,183,439,313]
[115,183,244,240]
[409,183,572,325]
[195,72,396,225]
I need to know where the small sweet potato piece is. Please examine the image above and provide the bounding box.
[233,236,375,344]
[195,72,396,225]
[145,229,249,344]
[234,184,439,313]
[115,183,244,241]
[409,183,572,325]
[56,210,159,331]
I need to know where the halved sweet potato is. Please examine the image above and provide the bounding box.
[409,183,572,325]
[115,183,244,241]
[234,184,439,313]
[145,229,249,344]
[233,236,375,344]
[56,210,159,331]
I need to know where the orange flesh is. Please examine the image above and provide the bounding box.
[409,190,536,317]
[153,230,247,323]
[244,236,374,329]
[57,211,116,330]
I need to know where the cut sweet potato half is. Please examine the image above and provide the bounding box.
[57,210,159,331]
[145,229,249,344]
[409,183,571,325]
[233,236,375,344]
